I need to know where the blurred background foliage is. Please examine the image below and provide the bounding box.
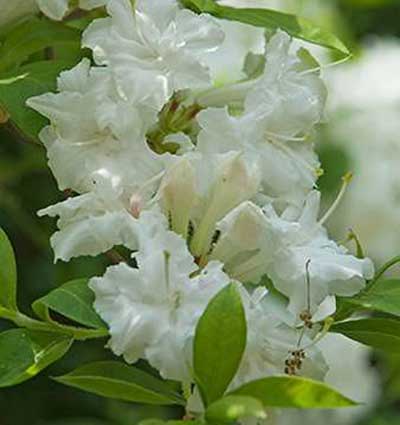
[0,0,400,424]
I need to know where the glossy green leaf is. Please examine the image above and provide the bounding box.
[206,395,266,424]
[0,328,72,387]
[230,376,357,408]
[0,17,80,72]
[33,279,106,329]
[345,279,400,317]
[181,0,349,55]
[331,318,400,353]
[0,60,73,141]
[54,361,185,406]
[0,226,17,311]
[193,283,247,405]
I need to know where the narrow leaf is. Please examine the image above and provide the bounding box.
[193,283,247,405]
[181,0,350,55]
[206,395,266,424]
[33,279,106,329]
[54,361,185,406]
[0,226,17,311]
[331,318,400,353]
[230,376,357,408]
[0,329,72,387]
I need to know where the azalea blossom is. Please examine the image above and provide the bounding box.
[83,0,225,110]
[89,210,230,381]
[197,30,326,211]
[263,190,374,316]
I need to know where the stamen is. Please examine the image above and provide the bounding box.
[319,172,353,226]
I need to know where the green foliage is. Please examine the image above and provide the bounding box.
[0,17,80,72]
[331,318,400,353]
[345,279,400,317]
[229,376,357,408]
[54,361,186,406]
[140,421,203,425]
[193,283,247,406]
[0,60,74,141]
[180,0,350,55]
[33,278,106,329]
[0,226,17,311]
[205,395,266,424]
[0,328,72,387]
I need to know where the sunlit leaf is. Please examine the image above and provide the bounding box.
[206,395,266,424]
[230,376,357,408]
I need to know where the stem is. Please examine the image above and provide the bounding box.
[368,255,400,290]
[0,307,108,341]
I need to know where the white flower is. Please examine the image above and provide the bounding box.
[264,190,374,316]
[158,151,261,259]
[38,174,137,261]
[266,334,381,425]
[89,210,230,381]
[232,287,328,390]
[36,0,108,20]
[83,0,225,110]
[197,30,326,210]
[209,201,279,284]
[27,59,159,193]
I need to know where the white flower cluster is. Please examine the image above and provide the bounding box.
[28,0,374,399]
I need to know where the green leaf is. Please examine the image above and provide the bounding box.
[33,279,106,329]
[0,328,72,387]
[331,318,400,353]
[345,279,400,317]
[0,60,73,141]
[0,17,80,72]
[230,376,357,408]
[0,226,17,311]
[139,421,204,425]
[54,361,185,406]
[193,283,247,406]
[181,0,350,56]
[206,395,266,424]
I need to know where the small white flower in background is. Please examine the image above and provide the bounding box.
[27,0,377,404]
[326,39,400,265]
